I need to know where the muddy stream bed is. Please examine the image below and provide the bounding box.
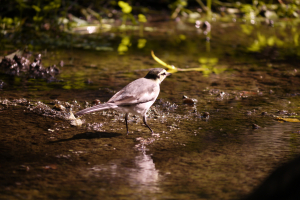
[1,21,300,199]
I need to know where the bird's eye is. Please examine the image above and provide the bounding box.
[161,72,166,76]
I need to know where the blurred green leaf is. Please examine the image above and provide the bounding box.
[275,37,284,46]
[32,5,41,12]
[294,33,299,46]
[209,58,218,64]
[201,65,212,77]
[15,0,27,8]
[63,82,72,90]
[240,24,254,35]
[43,0,60,12]
[118,36,131,54]
[240,4,255,13]
[3,17,13,25]
[247,40,260,52]
[138,14,147,23]
[33,16,43,22]
[179,34,186,40]
[199,57,218,64]
[117,44,128,54]
[257,32,266,46]
[137,38,147,49]
[121,36,130,46]
[118,1,132,14]
[44,5,50,11]
[267,36,275,46]
[213,66,227,75]
[199,57,208,64]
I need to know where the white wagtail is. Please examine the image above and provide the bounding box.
[76,68,171,134]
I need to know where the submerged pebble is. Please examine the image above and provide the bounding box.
[92,99,101,105]
[182,95,197,105]
[277,110,288,115]
[252,124,261,129]
[261,112,268,116]
[183,98,195,105]
[246,111,252,116]
[202,112,210,120]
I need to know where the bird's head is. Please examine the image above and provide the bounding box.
[144,68,171,84]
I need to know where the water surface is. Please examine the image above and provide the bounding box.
[1,20,300,199]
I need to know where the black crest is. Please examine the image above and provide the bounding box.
[144,68,164,79]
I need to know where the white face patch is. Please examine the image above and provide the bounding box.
[157,69,169,84]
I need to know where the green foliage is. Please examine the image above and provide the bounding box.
[118,1,136,26]
[169,0,192,19]
[1,0,300,47]
[199,57,218,65]
[240,4,257,20]
[2,17,13,25]
[247,32,284,52]
[198,57,219,77]
[33,16,43,22]
[118,1,132,14]
[240,24,254,35]
[276,2,299,18]
[137,38,147,49]
[15,0,28,8]
[138,14,147,23]
[32,5,41,13]
[169,0,188,10]
[240,4,256,13]
[0,17,22,31]
[225,0,300,20]
[118,36,131,54]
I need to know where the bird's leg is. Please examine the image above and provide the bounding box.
[143,115,154,134]
[125,113,129,135]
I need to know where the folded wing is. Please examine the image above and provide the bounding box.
[108,78,159,106]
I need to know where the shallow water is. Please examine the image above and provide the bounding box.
[1,20,300,199]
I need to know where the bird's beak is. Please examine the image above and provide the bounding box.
[166,72,172,77]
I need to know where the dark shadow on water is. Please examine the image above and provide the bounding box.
[48,132,122,144]
[244,155,300,200]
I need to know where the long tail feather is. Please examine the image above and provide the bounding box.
[76,103,114,116]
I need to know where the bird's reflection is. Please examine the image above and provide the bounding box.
[86,152,160,194]
[129,153,160,192]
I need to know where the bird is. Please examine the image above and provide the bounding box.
[75,68,171,134]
